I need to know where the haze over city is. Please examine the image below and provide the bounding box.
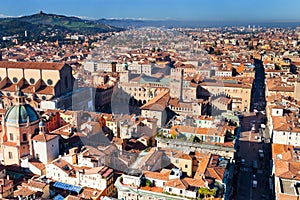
[1,0,300,22]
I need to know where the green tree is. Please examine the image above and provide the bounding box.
[198,188,216,199]
[170,132,177,139]
[145,179,153,187]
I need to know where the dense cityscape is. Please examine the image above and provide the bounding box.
[1,1,300,199]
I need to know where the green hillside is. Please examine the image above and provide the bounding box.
[0,11,123,39]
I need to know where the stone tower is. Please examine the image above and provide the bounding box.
[170,68,184,101]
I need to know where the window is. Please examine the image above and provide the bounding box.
[185,164,188,168]
[47,79,53,85]
[22,134,27,141]
[12,77,18,83]
[169,188,172,192]
[42,96,46,100]
[8,152,13,159]
[180,190,183,194]
[9,133,13,141]
[29,78,35,84]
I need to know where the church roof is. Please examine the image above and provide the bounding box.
[4,104,39,124]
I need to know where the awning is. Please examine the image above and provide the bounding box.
[53,181,82,194]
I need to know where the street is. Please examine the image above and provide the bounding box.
[234,59,273,200]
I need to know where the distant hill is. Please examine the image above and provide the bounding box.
[0,11,123,39]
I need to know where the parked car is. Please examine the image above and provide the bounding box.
[252,160,257,173]
[252,180,258,188]
[241,159,246,165]
[258,149,264,158]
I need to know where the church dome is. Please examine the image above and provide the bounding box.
[4,89,39,124]
[4,104,39,124]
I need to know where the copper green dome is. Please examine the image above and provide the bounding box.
[4,104,39,124]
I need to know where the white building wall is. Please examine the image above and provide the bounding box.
[28,162,43,175]
[46,137,60,164]
[273,130,300,145]
[272,108,284,116]
[33,141,48,164]
[122,174,141,186]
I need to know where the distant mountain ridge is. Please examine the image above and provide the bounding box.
[0,11,123,39]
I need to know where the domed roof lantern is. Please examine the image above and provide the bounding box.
[4,87,39,125]
[39,120,46,134]
[39,120,45,127]
[15,87,26,105]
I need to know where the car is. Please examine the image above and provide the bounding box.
[241,159,246,165]
[252,160,258,173]
[252,180,258,188]
[259,149,264,158]
[251,124,256,133]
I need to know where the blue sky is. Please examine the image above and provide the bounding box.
[0,0,300,22]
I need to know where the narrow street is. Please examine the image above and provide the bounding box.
[234,59,273,200]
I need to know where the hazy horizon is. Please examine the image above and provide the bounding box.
[1,0,300,23]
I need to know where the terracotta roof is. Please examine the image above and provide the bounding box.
[27,179,47,189]
[28,159,46,171]
[183,177,205,187]
[140,185,164,193]
[85,166,113,177]
[78,188,103,199]
[2,141,18,147]
[205,167,225,181]
[143,169,171,181]
[14,187,37,197]
[65,195,81,200]
[0,61,66,70]
[51,158,75,174]
[140,90,170,111]
[165,178,188,189]
[32,133,58,142]
[35,85,55,95]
